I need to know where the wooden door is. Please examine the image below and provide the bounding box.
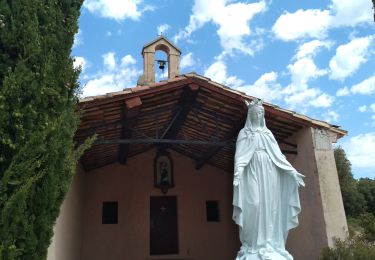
[150,196,178,255]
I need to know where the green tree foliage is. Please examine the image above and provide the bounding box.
[358,212,375,242]
[358,178,375,216]
[0,0,83,170]
[0,1,93,259]
[322,147,375,259]
[334,147,366,217]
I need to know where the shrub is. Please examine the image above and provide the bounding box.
[320,237,375,260]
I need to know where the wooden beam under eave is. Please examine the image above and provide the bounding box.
[118,96,142,164]
[159,84,200,149]
[195,114,246,170]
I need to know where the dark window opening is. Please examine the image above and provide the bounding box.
[102,201,118,224]
[206,200,219,222]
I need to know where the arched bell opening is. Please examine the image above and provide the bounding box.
[137,36,181,86]
[154,49,169,81]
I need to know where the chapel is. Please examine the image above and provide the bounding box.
[47,36,348,260]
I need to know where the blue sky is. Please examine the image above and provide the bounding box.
[72,0,375,179]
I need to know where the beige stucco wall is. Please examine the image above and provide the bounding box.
[47,163,86,260]
[286,127,348,260]
[312,128,348,246]
[80,149,240,260]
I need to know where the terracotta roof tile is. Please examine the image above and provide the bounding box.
[78,73,346,137]
[131,85,150,93]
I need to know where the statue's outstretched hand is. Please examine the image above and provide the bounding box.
[294,172,305,187]
[233,169,243,186]
[233,176,240,186]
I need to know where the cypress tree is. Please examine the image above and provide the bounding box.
[0,1,93,259]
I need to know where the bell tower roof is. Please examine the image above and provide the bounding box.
[142,35,181,55]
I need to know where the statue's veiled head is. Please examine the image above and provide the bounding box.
[245,99,266,130]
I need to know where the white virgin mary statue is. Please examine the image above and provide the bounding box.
[233,99,305,260]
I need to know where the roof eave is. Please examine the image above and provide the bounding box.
[78,72,347,138]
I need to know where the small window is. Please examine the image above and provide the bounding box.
[206,201,219,222]
[102,201,118,224]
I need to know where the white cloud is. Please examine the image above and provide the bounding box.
[174,0,266,56]
[358,105,367,112]
[81,53,141,97]
[236,72,283,102]
[180,52,197,70]
[323,110,339,122]
[329,36,373,81]
[102,52,116,70]
[73,56,87,72]
[82,75,118,97]
[330,0,373,27]
[157,24,170,35]
[294,40,332,60]
[284,87,319,108]
[351,75,375,95]
[343,133,375,169]
[215,1,266,56]
[272,9,331,41]
[83,0,152,21]
[204,59,244,88]
[73,29,83,48]
[174,0,219,41]
[204,67,285,104]
[121,54,136,66]
[368,103,375,127]
[281,40,334,110]
[273,0,373,42]
[288,40,329,86]
[312,93,334,108]
[283,86,334,109]
[336,86,350,97]
[288,57,327,85]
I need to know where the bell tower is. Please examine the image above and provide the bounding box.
[137,36,181,86]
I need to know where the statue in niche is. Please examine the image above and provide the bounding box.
[233,99,305,260]
[159,161,170,186]
[154,150,174,194]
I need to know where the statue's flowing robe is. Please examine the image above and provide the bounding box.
[233,125,301,257]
